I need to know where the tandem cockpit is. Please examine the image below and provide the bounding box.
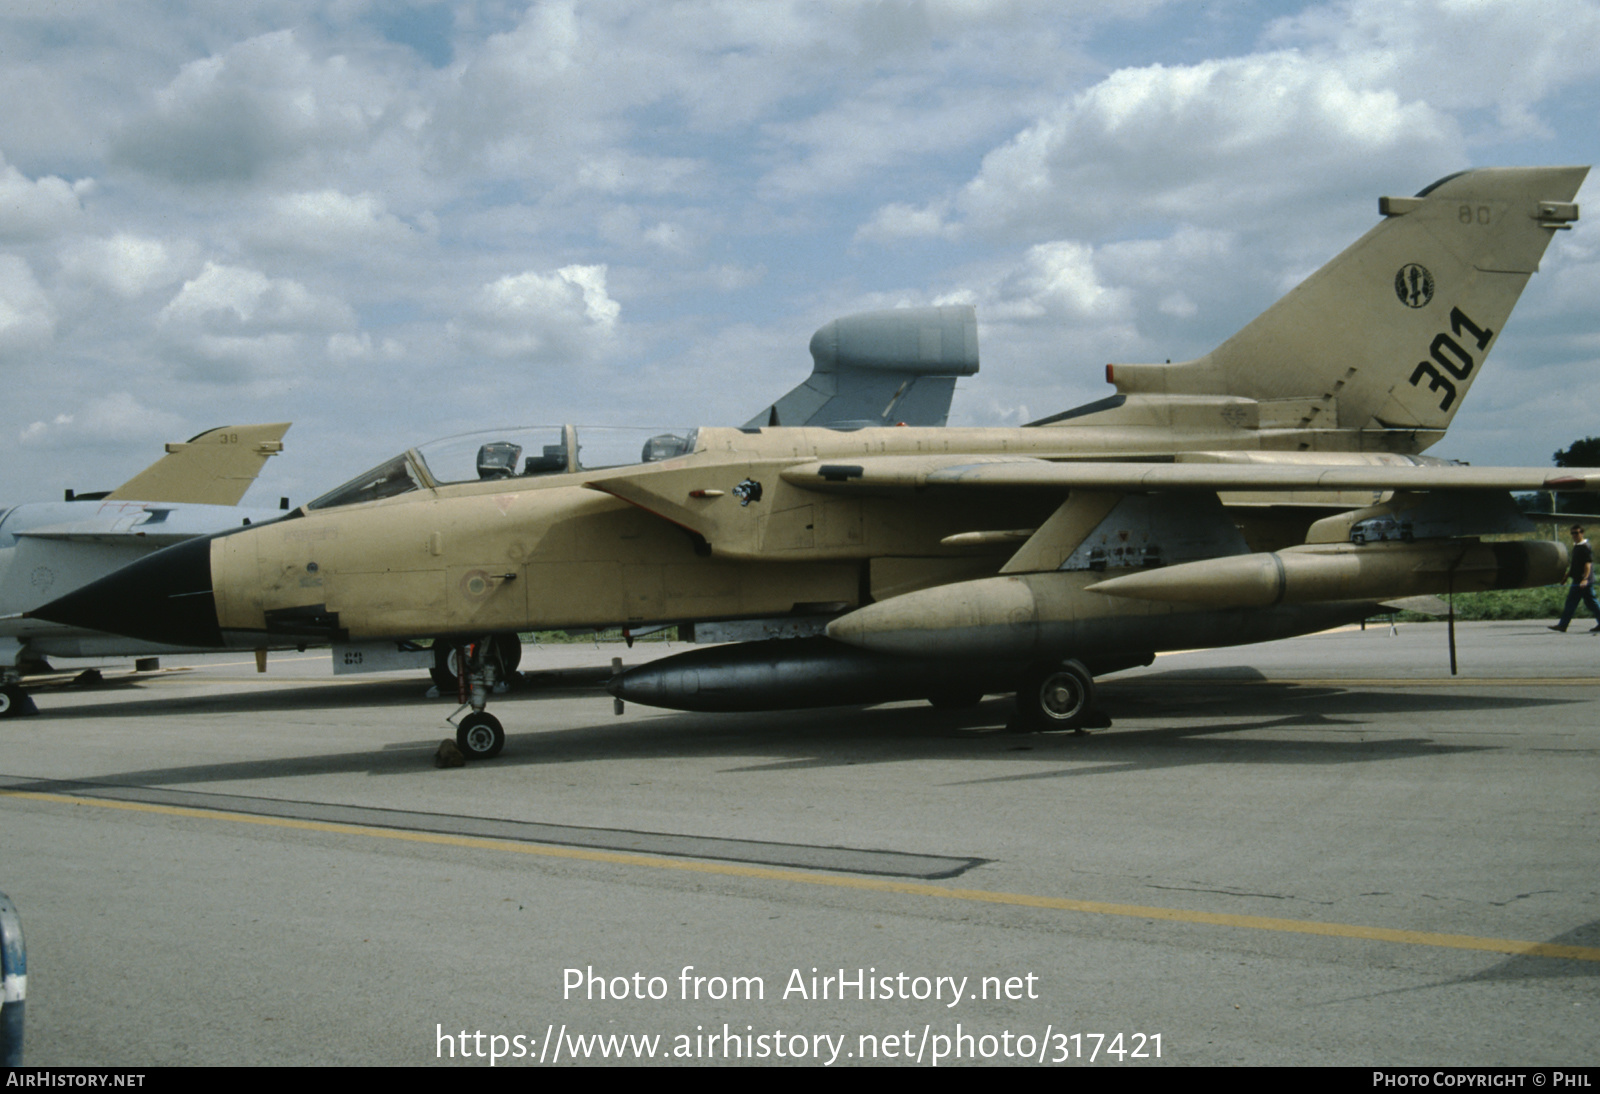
[305,426,700,511]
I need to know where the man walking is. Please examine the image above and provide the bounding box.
[1550,524,1600,632]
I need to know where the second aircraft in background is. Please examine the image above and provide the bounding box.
[0,423,290,716]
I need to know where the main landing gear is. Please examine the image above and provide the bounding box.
[431,632,521,691]
[1013,658,1107,734]
[443,637,510,760]
[0,669,36,719]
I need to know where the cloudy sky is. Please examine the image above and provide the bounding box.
[1,0,1597,507]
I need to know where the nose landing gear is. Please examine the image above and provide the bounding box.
[445,638,507,759]
[455,710,505,760]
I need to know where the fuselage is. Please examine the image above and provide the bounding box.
[29,421,1453,657]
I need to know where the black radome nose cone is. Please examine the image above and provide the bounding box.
[31,536,223,647]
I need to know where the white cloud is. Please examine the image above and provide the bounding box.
[422,0,1100,197]
[426,2,614,178]
[111,30,388,184]
[159,261,355,333]
[596,205,700,254]
[0,254,55,353]
[941,240,1134,324]
[947,52,1461,240]
[0,153,84,241]
[17,414,68,445]
[855,200,957,244]
[758,80,1037,199]
[451,264,620,361]
[58,233,194,299]
[328,331,405,361]
[171,331,305,381]
[1158,292,1197,319]
[254,189,421,254]
[19,392,184,448]
[151,260,358,387]
[642,221,688,252]
[1268,0,1600,134]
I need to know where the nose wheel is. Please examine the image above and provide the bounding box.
[455,711,506,760]
[444,637,509,760]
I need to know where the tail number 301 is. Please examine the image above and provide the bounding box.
[1407,307,1494,412]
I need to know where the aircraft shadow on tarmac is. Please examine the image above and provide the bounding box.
[1468,920,1600,981]
[11,664,1579,789]
[1327,919,1600,995]
[21,665,617,719]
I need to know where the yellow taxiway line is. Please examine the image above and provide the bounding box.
[6,788,1597,964]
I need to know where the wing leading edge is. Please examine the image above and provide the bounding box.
[776,454,1600,494]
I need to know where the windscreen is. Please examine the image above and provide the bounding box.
[305,453,426,511]
[304,426,701,511]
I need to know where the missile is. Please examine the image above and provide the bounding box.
[825,570,1349,660]
[1084,540,1567,607]
[825,538,1564,661]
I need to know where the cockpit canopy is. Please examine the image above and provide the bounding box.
[306,426,699,511]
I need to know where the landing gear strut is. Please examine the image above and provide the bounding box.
[1014,658,1101,733]
[445,637,507,759]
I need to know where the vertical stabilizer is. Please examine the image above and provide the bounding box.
[1106,167,1587,446]
[745,305,979,429]
[105,423,290,506]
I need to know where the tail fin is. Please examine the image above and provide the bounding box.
[1106,166,1587,448]
[105,422,289,506]
[745,305,978,429]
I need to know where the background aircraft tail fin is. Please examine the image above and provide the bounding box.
[105,422,290,506]
[1105,166,1587,446]
[745,305,978,429]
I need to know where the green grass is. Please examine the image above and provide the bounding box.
[1392,585,1567,622]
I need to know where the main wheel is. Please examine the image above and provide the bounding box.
[1015,659,1095,732]
[456,711,506,760]
[0,684,19,718]
[430,645,456,691]
[494,632,523,676]
[430,634,523,691]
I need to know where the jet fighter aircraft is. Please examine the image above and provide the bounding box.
[33,167,1596,759]
[0,423,289,715]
